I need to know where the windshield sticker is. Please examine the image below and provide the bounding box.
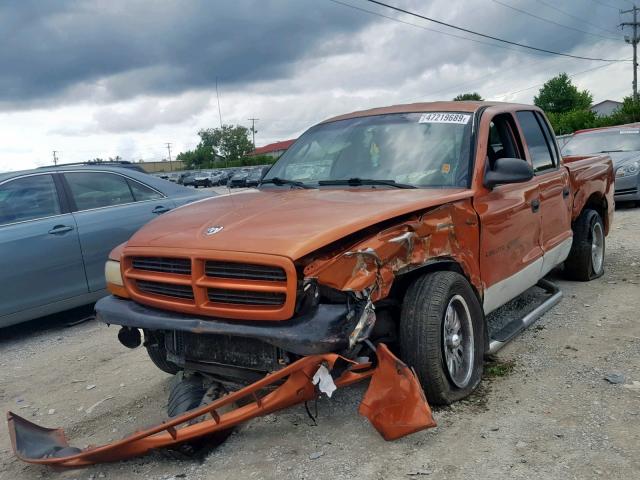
[441,163,451,174]
[620,130,640,134]
[419,113,471,124]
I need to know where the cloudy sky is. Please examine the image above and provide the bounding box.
[0,0,632,172]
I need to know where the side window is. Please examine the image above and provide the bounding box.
[65,172,134,211]
[127,179,163,201]
[486,114,523,170]
[535,111,560,166]
[516,111,556,173]
[0,174,61,226]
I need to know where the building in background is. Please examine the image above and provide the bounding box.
[590,100,622,117]
[247,139,296,159]
[137,159,186,173]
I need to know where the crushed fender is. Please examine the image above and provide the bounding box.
[7,343,435,468]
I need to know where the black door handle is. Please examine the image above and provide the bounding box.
[152,206,171,214]
[562,187,570,199]
[531,199,540,213]
[48,225,74,234]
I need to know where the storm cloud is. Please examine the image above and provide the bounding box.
[0,0,632,171]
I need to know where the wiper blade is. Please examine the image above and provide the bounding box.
[599,149,625,153]
[260,177,314,189]
[318,178,417,189]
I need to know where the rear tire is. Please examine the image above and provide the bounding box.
[564,209,605,281]
[399,271,485,405]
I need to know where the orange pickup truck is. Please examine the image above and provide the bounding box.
[7,102,615,466]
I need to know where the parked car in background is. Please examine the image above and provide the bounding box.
[182,173,196,187]
[245,165,271,187]
[193,171,216,188]
[562,124,640,203]
[0,165,211,327]
[228,169,250,188]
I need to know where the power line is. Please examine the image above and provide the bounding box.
[364,0,627,61]
[491,61,623,100]
[621,5,640,99]
[328,0,553,57]
[535,0,621,36]
[165,142,173,171]
[492,0,620,41]
[590,0,621,10]
[247,118,259,150]
[215,77,223,127]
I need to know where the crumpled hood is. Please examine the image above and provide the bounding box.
[607,151,640,168]
[126,188,472,260]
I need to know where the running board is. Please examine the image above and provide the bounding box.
[488,279,562,355]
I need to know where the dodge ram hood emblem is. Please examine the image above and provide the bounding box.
[206,225,224,236]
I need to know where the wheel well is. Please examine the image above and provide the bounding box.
[581,193,609,233]
[390,259,482,306]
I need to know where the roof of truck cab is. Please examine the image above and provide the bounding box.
[320,101,538,124]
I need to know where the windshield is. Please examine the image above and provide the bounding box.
[562,129,640,155]
[263,112,473,188]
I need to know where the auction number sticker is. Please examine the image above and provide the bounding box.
[419,112,471,124]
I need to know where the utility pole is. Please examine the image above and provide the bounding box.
[621,5,640,100]
[247,118,259,150]
[52,150,58,166]
[165,142,173,171]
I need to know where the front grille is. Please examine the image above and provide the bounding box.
[123,252,296,321]
[137,280,194,299]
[205,261,286,282]
[208,288,286,306]
[132,257,191,275]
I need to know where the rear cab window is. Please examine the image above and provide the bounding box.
[0,174,61,226]
[516,111,557,173]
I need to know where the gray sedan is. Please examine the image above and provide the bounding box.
[562,126,640,203]
[0,165,211,327]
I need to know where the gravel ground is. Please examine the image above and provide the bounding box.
[0,205,638,480]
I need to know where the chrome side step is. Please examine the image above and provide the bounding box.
[488,279,562,355]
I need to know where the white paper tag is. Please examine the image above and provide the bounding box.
[419,112,471,124]
[312,365,337,398]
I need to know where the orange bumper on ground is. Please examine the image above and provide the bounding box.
[7,344,435,468]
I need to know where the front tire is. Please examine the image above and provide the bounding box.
[146,340,180,375]
[564,209,605,281]
[399,271,485,405]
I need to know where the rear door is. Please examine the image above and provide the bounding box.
[63,171,175,292]
[0,173,87,320]
[515,111,573,276]
[473,112,543,314]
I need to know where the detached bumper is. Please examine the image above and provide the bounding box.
[95,296,356,356]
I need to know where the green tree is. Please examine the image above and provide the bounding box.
[198,125,254,166]
[534,73,592,114]
[176,146,214,170]
[453,92,483,101]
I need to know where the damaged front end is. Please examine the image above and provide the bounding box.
[7,344,435,467]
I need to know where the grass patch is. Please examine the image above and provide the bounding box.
[484,358,516,378]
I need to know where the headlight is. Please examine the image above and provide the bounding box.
[616,160,640,177]
[105,260,123,285]
[105,260,129,297]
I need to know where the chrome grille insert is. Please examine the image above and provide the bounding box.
[208,288,285,306]
[132,257,191,275]
[137,280,194,300]
[205,261,286,282]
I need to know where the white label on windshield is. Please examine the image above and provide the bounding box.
[620,130,639,134]
[419,112,471,124]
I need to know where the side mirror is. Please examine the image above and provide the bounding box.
[484,157,534,189]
